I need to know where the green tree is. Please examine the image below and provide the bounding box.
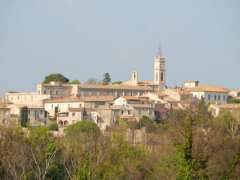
[102,72,111,85]
[69,79,81,84]
[228,97,240,104]
[140,116,158,133]
[0,126,32,179]
[86,78,98,84]
[65,120,100,137]
[112,81,122,85]
[177,115,195,179]
[63,121,101,179]
[28,127,58,180]
[213,111,239,138]
[43,73,69,84]
[48,123,59,131]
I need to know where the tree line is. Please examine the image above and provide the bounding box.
[0,101,240,179]
[43,73,122,85]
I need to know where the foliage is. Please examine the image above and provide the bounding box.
[139,116,159,133]
[69,79,81,84]
[43,73,69,84]
[85,78,99,84]
[112,81,122,85]
[1,103,240,179]
[28,127,58,180]
[228,97,240,104]
[213,111,239,138]
[48,123,59,131]
[102,72,111,85]
[65,120,100,137]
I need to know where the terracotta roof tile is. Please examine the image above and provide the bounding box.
[79,84,152,91]
[186,85,229,93]
[44,96,115,103]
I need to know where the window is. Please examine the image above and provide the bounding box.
[44,111,48,118]
[121,110,124,115]
[128,110,131,115]
[214,95,217,101]
[208,95,211,100]
[138,110,141,115]
[161,72,164,82]
[72,112,75,117]
[218,95,221,101]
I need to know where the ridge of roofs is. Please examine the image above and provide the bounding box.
[0,103,9,109]
[186,84,229,93]
[78,84,152,90]
[44,96,115,103]
[122,96,141,100]
[40,83,152,90]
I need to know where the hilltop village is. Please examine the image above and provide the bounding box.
[1,51,239,133]
[1,51,240,179]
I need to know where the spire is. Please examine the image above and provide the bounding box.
[156,44,165,59]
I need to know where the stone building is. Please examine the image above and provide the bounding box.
[153,49,166,91]
[186,84,229,105]
[36,50,167,98]
[209,104,240,119]
[112,96,155,121]
[37,83,153,98]
[0,103,10,125]
[44,96,115,117]
[6,92,51,106]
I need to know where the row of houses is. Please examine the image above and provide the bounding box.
[1,80,239,130]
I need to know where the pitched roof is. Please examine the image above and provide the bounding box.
[122,96,141,101]
[44,96,115,103]
[131,104,153,109]
[186,85,229,93]
[0,103,9,109]
[79,84,152,91]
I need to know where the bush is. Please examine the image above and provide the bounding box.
[48,123,59,131]
[43,73,69,84]
[65,120,100,137]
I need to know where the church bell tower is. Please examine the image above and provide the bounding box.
[153,49,166,91]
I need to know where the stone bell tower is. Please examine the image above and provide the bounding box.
[153,48,166,91]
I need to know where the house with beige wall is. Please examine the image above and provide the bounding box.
[0,104,11,125]
[37,82,153,98]
[113,96,155,121]
[44,96,115,117]
[187,85,229,104]
[209,104,240,120]
[181,81,229,105]
[7,104,49,126]
[6,92,51,106]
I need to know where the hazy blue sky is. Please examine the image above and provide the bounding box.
[0,0,239,95]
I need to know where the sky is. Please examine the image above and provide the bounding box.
[0,0,239,95]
